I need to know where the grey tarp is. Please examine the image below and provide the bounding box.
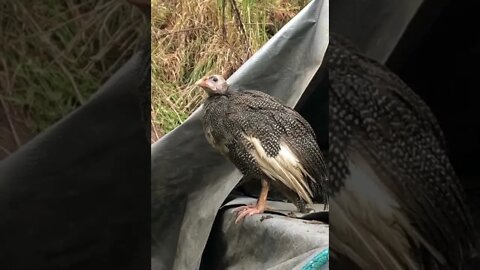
[151,0,329,269]
[330,0,423,63]
[201,197,328,270]
[0,47,150,269]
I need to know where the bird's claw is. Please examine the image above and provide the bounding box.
[233,204,266,224]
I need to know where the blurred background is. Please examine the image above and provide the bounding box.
[330,0,480,223]
[386,0,480,223]
[0,0,145,159]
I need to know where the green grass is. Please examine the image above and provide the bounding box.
[0,1,145,134]
[151,0,308,140]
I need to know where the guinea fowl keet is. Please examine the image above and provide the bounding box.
[196,75,328,223]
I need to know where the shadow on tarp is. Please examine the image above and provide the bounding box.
[151,0,329,269]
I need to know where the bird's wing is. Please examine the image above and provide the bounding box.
[242,90,329,198]
[223,90,328,203]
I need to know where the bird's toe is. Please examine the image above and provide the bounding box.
[233,205,265,224]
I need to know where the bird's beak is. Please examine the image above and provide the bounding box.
[195,77,208,89]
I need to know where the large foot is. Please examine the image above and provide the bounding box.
[233,204,267,224]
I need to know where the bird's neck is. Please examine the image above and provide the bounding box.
[207,85,231,97]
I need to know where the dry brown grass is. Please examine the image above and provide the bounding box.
[151,0,308,140]
[0,1,145,157]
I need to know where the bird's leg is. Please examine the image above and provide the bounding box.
[234,179,270,224]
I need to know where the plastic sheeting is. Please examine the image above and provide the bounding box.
[330,0,423,63]
[151,0,329,269]
[0,47,150,268]
[201,198,328,270]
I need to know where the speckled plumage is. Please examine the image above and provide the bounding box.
[202,88,328,208]
[328,34,478,269]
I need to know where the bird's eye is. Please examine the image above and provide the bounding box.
[212,77,218,82]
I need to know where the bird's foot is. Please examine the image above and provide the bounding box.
[233,204,267,224]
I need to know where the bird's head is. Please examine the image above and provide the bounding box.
[195,74,229,95]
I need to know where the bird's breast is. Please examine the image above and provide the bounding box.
[204,125,229,156]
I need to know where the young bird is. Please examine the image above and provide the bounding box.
[196,74,328,223]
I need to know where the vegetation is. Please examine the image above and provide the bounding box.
[0,1,145,157]
[151,0,308,140]
[0,0,308,156]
